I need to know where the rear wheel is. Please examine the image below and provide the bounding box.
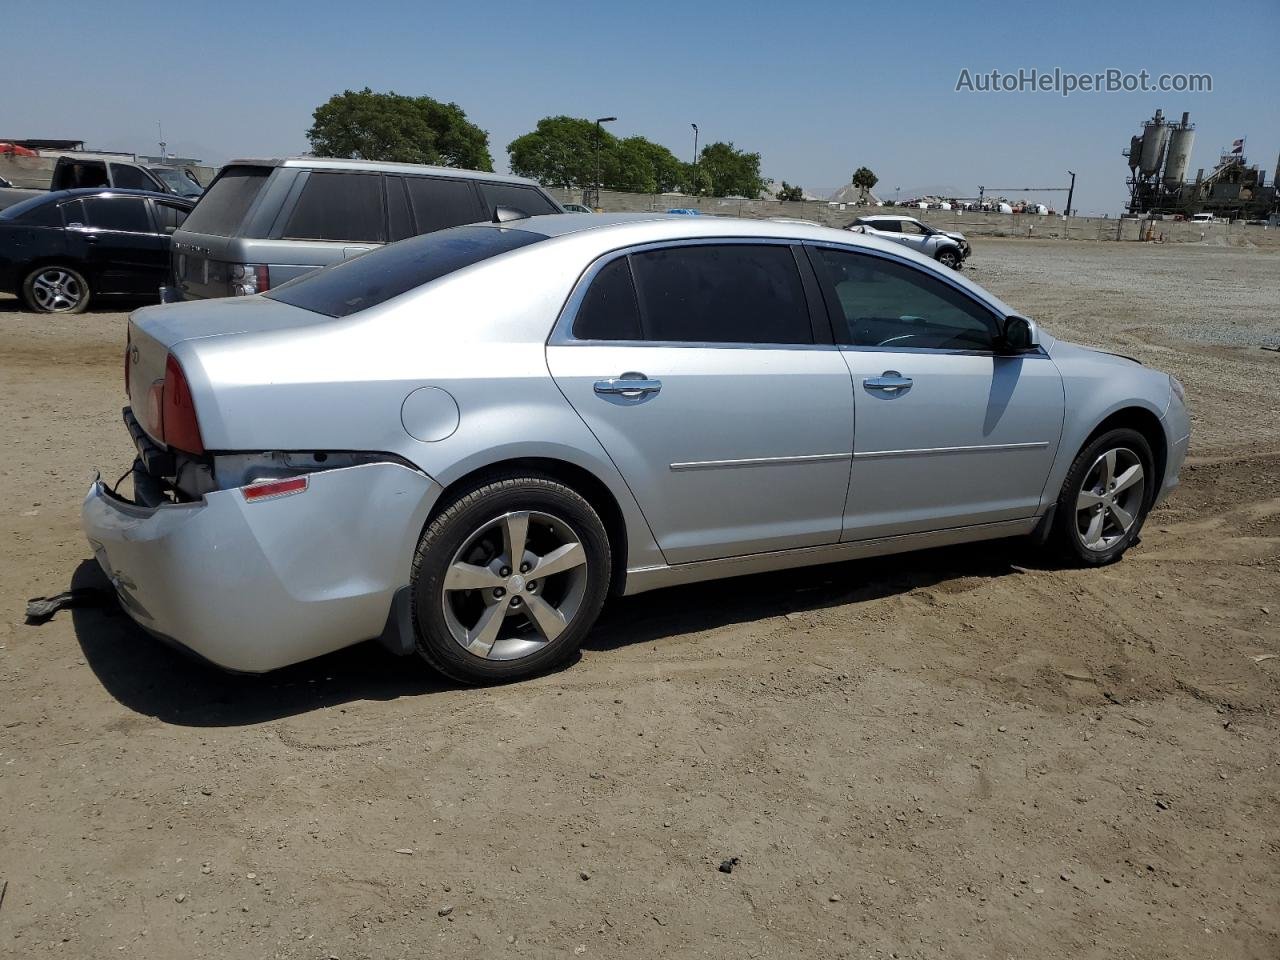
[1048,427,1153,566]
[410,475,611,684]
[22,265,90,314]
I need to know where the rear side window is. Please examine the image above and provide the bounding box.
[477,183,559,218]
[83,197,152,233]
[628,244,812,344]
[406,177,482,234]
[110,163,157,191]
[181,165,270,236]
[267,224,545,318]
[284,172,385,242]
[573,257,642,340]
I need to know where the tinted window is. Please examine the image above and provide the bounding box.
[815,248,997,350]
[2,196,62,226]
[386,176,414,241]
[110,163,157,191]
[573,257,642,340]
[153,200,189,232]
[284,172,385,242]
[870,220,899,233]
[181,165,271,236]
[628,244,811,344]
[267,225,545,318]
[407,177,482,234]
[83,197,152,233]
[60,199,86,226]
[477,183,559,218]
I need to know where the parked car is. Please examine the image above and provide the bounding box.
[84,214,1188,683]
[50,155,204,198]
[170,158,563,300]
[562,202,593,213]
[0,188,195,313]
[846,215,970,269]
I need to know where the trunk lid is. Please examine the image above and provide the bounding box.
[126,296,324,444]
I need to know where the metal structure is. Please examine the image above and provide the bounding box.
[1124,108,1277,220]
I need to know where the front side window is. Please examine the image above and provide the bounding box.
[406,177,483,234]
[110,163,157,191]
[82,197,152,233]
[815,247,997,351]
[283,172,385,243]
[477,183,559,219]
[628,244,812,344]
[898,220,930,235]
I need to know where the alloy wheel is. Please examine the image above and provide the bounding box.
[440,510,589,661]
[1074,447,1145,552]
[31,268,84,312]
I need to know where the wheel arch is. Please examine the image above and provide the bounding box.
[424,456,630,597]
[1080,406,1167,504]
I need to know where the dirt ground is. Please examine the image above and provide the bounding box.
[1,238,1277,960]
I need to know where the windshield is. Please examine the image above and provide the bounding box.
[150,167,204,197]
[267,224,547,318]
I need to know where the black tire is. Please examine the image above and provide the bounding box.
[21,264,91,314]
[1048,427,1154,566]
[410,474,611,684]
[937,247,961,270]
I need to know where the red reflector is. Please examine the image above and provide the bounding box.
[242,476,308,502]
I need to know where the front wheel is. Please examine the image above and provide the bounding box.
[410,475,611,684]
[937,248,961,270]
[22,264,90,313]
[1048,428,1153,566]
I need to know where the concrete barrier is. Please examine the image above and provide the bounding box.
[547,186,1280,247]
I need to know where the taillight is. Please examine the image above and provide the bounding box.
[160,354,205,454]
[229,263,270,297]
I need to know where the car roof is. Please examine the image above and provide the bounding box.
[224,156,544,186]
[858,214,917,223]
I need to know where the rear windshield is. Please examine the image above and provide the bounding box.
[266,224,546,318]
[0,194,58,222]
[180,165,271,236]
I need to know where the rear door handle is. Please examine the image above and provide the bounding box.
[593,373,662,398]
[864,372,913,394]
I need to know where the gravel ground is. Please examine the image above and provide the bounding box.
[1,238,1278,960]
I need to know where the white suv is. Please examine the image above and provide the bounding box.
[846,215,970,269]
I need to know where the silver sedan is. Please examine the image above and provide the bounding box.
[83,214,1189,683]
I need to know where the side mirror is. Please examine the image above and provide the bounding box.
[1000,314,1040,352]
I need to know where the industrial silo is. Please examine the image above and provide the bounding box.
[1163,112,1196,187]
[1139,110,1169,177]
[1128,135,1143,170]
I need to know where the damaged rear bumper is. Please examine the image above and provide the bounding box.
[82,462,440,672]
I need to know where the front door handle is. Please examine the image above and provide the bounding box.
[864,371,913,394]
[594,372,662,398]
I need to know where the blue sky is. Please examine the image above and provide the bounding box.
[4,0,1276,214]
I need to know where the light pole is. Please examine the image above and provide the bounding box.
[691,123,699,166]
[593,116,616,209]
[1065,170,1076,217]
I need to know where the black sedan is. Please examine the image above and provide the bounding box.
[0,188,195,313]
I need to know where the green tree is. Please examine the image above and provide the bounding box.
[776,181,804,202]
[851,166,879,197]
[690,142,765,198]
[508,118,686,193]
[508,116,607,189]
[307,88,493,170]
